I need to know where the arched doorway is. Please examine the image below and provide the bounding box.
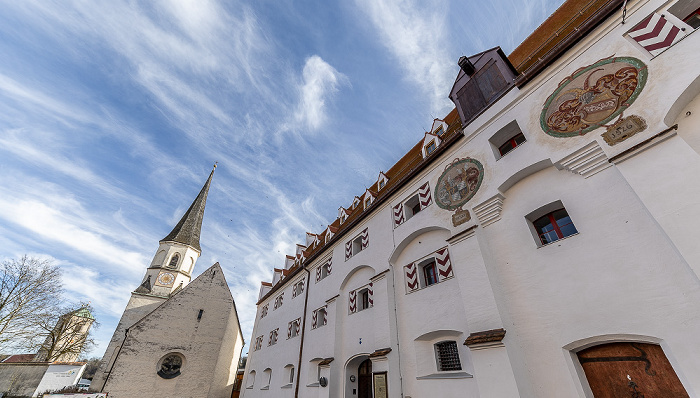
[577,342,689,397]
[357,358,372,398]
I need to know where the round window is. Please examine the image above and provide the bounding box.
[157,353,185,379]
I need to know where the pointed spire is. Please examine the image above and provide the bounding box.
[161,164,216,252]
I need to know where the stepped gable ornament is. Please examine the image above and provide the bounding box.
[435,157,484,213]
[541,56,648,138]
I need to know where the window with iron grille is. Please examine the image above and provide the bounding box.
[435,341,462,371]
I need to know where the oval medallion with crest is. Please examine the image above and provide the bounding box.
[435,158,484,211]
[540,56,647,137]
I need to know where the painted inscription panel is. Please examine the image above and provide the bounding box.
[436,158,484,211]
[541,57,647,137]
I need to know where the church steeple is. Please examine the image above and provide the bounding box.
[135,165,217,297]
[161,164,216,252]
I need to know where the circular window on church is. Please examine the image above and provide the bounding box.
[157,353,185,379]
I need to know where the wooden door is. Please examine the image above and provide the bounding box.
[577,342,689,397]
[358,359,372,398]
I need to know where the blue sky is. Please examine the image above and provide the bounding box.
[0,0,564,357]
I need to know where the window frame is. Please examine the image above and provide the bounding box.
[422,260,438,287]
[434,340,463,372]
[351,235,363,256]
[425,140,437,155]
[525,201,579,247]
[358,288,370,311]
[404,194,421,221]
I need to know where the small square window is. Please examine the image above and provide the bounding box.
[292,281,304,298]
[404,194,421,220]
[532,208,578,246]
[288,319,300,339]
[498,132,526,156]
[358,288,370,311]
[489,120,526,159]
[434,126,444,136]
[352,235,363,255]
[435,341,462,371]
[422,261,437,287]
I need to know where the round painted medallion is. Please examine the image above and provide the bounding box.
[435,158,484,211]
[540,56,647,137]
[156,271,175,286]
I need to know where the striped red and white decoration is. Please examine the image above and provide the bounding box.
[435,247,454,280]
[315,266,322,282]
[393,203,405,227]
[345,241,352,260]
[405,263,419,292]
[312,309,318,328]
[260,304,268,318]
[326,258,332,275]
[361,228,369,249]
[368,282,374,307]
[419,182,433,209]
[628,13,685,57]
[349,290,357,313]
[287,321,293,338]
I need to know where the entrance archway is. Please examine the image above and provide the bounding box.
[357,358,372,398]
[577,342,689,397]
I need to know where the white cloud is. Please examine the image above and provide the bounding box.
[293,55,349,131]
[354,0,454,114]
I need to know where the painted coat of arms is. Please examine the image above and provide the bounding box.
[436,158,484,211]
[541,56,647,137]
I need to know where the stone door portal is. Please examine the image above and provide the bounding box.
[577,342,689,397]
[357,358,372,398]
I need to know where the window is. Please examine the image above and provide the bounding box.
[292,281,304,298]
[435,341,462,371]
[313,307,327,329]
[359,288,370,311]
[422,260,437,287]
[320,263,331,280]
[404,194,421,220]
[167,253,180,269]
[274,293,284,310]
[426,140,437,155]
[284,364,295,385]
[533,209,578,245]
[288,318,300,339]
[262,368,271,389]
[352,235,363,255]
[668,0,700,28]
[498,132,526,156]
[254,336,263,351]
[247,370,256,389]
[434,126,444,136]
[268,329,279,346]
[365,198,371,208]
[379,180,385,189]
[260,304,269,318]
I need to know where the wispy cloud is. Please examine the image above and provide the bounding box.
[293,55,349,132]
[354,0,454,114]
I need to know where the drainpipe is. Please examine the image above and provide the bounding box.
[389,269,405,398]
[294,266,311,398]
[101,328,128,392]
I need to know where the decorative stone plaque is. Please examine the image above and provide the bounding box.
[436,158,484,211]
[601,115,647,146]
[541,56,647,137]
[452,209,471,227]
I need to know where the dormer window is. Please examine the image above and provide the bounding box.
[434,126,444,136]
[365,198,371,208]
[379,180,385,189]
[450,48,517,126]
[426,140,437,155]
[167,253,180,269]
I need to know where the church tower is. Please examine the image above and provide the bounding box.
[91,166,216,391]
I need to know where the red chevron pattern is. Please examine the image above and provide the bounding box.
[268,328,278,346]
[419,181,433,209]
[260,304,268,318]
[368,282,373,307]
[287,321,293,339]
[393,203,405,227]
[326,258,332,275]
[361,228,369,249]
[312,309,318,328]
[349,290,357,313]
[435,247,454,280]
[345,241,352,260]
[629,13,684,57]
[295,318,300,335]
[405,263,418,292]
[254,336,263,351]
[316,266,322,282]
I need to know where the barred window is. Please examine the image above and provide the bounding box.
[435,341,462,371]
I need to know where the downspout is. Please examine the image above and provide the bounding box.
[294,266,311,398]
[101,328,129,392]
[390,268,405,397]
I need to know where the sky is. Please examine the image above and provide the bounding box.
[0,0,565,358]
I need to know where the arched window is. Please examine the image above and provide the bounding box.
[262,368,272,389]
[168,253,180,269]
[284,364,295,385]
[246,370,255,389]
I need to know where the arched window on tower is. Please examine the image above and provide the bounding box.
[168,253,180,269]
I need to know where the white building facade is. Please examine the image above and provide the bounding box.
[242,0,700,396]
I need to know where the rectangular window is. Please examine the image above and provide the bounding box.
[434,126,444,136]
[359,288,370,311]
[288,319,300,339]
[365,198,371,208]
[260,304,269,318]
[379,180,385,189]
[426,140,437,155]
[274,293,284,310]
[498,132,526,156]
[404,194,421,220]
[435,341,462,371]
[269,329,279,346]
[292,281,304,298]
[422,261,437,287]
[352,235,363,255]
[668,0,700,28]
[533,208,578,245]
[313,307,327,329]
[254,336,263,351]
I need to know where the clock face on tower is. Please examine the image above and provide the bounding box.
[155,271,176,287]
